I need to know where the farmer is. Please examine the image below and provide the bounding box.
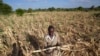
[44,25,61,56]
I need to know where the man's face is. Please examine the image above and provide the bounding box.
[49,28,54,36]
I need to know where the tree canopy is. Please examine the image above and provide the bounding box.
[15,8,24,16]
[0,0,12,14]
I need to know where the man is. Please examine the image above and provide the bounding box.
[44,25,61,56]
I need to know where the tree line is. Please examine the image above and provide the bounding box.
[0,0,100,16]
[19,6,100,12]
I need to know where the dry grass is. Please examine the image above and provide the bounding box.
[0,11,100,56]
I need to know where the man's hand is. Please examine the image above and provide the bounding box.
[45,48,53,54]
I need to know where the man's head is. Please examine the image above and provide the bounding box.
[48,25,55,37]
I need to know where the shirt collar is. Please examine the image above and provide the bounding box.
[47,34,55,41]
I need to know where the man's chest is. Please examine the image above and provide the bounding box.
[46,35,58,46]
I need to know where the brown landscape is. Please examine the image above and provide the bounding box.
[0,11,100,56]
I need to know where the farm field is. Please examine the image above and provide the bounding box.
[0,11,100,56]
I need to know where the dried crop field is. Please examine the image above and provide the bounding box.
[0,11,100,56]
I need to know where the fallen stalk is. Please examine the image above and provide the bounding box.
[31,45,86,53]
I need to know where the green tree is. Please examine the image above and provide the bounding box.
[0,0,3,13]
[0,0,12,14]
[77,6,84,11]
[97,6,100,10]
[48,7,55,11]
[97,6,100,8]
[0,0,3,4]
[16,8,24,16]
[90,5,95,10]
[27,8,33,13]
[96,6,100,10]
[2,4,12,14]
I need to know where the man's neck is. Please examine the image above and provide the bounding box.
[49,35,53,38]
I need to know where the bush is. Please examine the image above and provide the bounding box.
[15,8,24,16]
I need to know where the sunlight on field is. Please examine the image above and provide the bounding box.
[0,11,100,56]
